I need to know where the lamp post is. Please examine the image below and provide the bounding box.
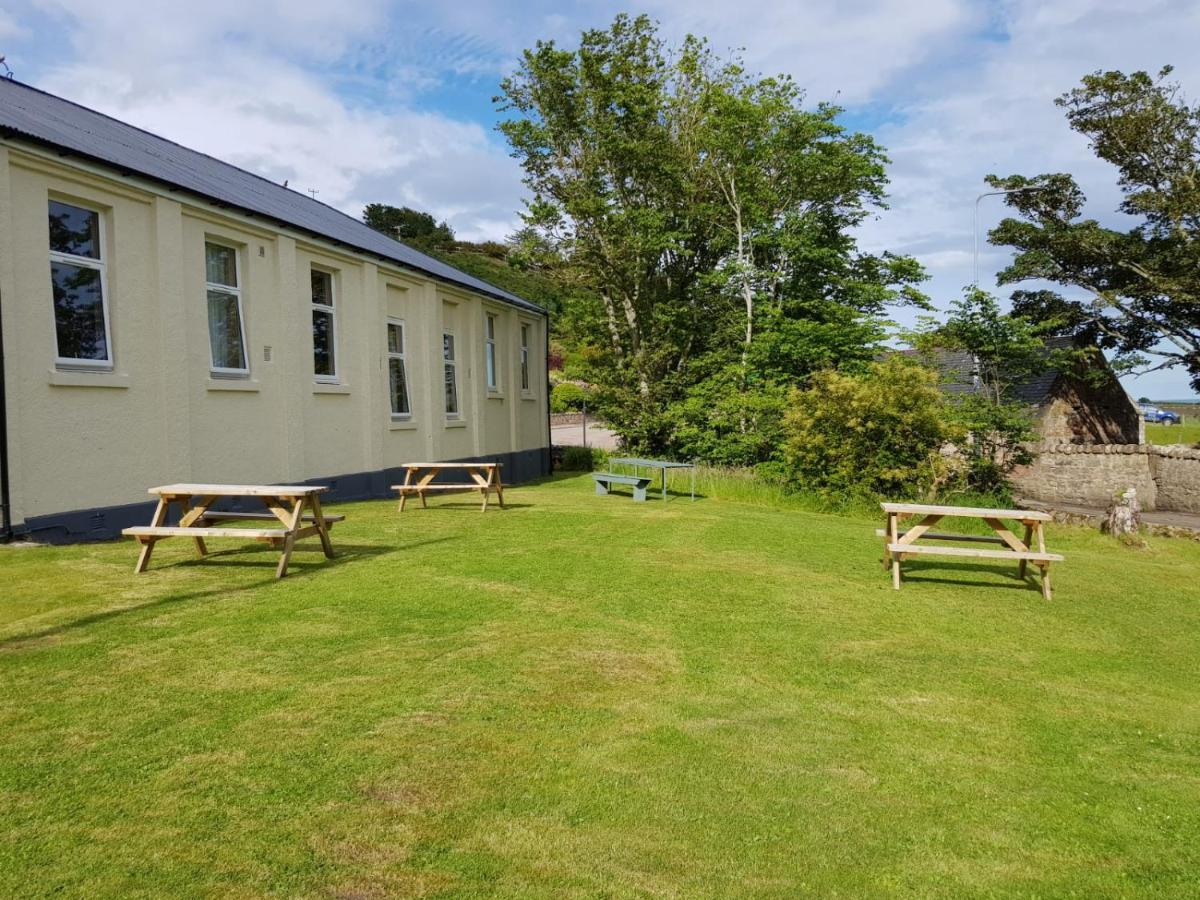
[973,185,1047,287]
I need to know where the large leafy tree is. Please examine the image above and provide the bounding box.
[496,14,926,458]
[362,203,456,252]
[987,66,1200,389]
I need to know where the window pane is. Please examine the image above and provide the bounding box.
[313,309,335,377]
[521,349,530,391]
[48,201,100,259]
[486,315,495,339]
[207,289,247,370]
[443,333,455,361]
[486,343,497,389]
[311,269,332,307]
[205,243,237,287]
[444,363,458,415]
[387,323,403,354]
[521,324,529,348]
[389,358,410,416]
[51,261,108,360]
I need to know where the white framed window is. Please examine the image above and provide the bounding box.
[443,331,459,418]
[387,318,411,419]
[520,323,532,394]
[204,241,248,375]
[311,268,337,382]
[48,199,113,368]
[485,313,499,392]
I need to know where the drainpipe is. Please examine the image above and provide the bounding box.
[0,279,12,542]
[544,313,552,475]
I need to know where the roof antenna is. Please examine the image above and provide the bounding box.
[0,56,13,79]
[307,188,319,200]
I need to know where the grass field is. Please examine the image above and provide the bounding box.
[1145,421,1200,446]
[2,474,1199,897]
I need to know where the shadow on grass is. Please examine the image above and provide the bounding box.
[399,503,535,511]
[0,538,455,651]
[898,560,1045,594]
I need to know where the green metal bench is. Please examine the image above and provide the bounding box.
[592,472,653,502]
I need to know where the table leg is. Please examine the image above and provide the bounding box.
[309,494,336,559]
[494,466,505,509]
[662,468,667,502]
[1019,523,1033,579]
[888,513,901,589]
[479,467,490,512]
[1036,522,1052,600]
[275,497,306,579]
[398,468,414,512]
[691,465,695,502]
[135,497,170,573]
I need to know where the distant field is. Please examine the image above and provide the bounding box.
[1145,421,1200,446]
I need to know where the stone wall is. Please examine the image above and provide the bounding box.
[1011,443,1200,512]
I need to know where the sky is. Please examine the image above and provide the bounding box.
[2,0,1198,399]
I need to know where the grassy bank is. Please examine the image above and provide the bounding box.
[2,475,1198,896]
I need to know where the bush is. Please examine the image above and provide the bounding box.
[663,373,790,467]
[560,445,604,471]
[780,357,962,501]
[551,381,588,414]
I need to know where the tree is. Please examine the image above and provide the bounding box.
[362,203,456,252]
[987,66,1200,389]
[907,289,1054,493]
[496,14,926,458]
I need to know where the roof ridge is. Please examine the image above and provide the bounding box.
[0,76,543,314]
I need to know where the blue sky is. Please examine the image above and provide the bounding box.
[3,0,1198,399]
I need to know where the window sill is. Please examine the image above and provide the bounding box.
[521,392,537,401]
[48,369,129,389]
[487,390,505,400]
[389,419,419,431]
[444,419,467,429]
[313,382,351,395]
[206,378,261,393]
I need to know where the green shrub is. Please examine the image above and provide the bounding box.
[551,381,588,414]
[780,357,962,501]
[560,445,604,471]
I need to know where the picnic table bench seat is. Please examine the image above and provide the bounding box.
[592,471,653,502]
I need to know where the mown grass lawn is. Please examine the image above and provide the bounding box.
[1145,421,1200,446]
[2,474,1198,897]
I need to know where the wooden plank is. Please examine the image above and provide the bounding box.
[199,511,344,523]
[874,529,1007,544]
[275,498,307,579]
[309,494,336,559]
[880,502,1050,521]
[1019,524,1033,579]
[895,514,942,547]
[148,483,328,498]
[398,463,498,470]
[886,543,1063,562]
[124,526,288,539]
[983,517,1031,554]
[392,485,490,492]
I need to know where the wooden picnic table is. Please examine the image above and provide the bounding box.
[393,462,504,512]
[122,483,341,579]
[879,502,1064,599]
[609,457,696,501]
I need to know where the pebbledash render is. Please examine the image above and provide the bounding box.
[0,78,550,543]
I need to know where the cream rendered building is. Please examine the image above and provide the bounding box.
[0,79,549,542]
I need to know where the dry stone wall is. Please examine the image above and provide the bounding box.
[1011,443,1200,512]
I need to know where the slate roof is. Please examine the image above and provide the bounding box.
[899,336,1081,407]
[0,77,544,314]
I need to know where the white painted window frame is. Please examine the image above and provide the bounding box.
[387,317,411,420]
[443,329,460,419]
[204,240,249,377]
[48,198,114,370]
[484,312,500,393]
[519,321,533,395]
[311,266,339,384]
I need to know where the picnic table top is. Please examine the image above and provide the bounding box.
[881,502,1051,521]
[148,483,328,498]
[609,457,695,469]
[400,461,499,469]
